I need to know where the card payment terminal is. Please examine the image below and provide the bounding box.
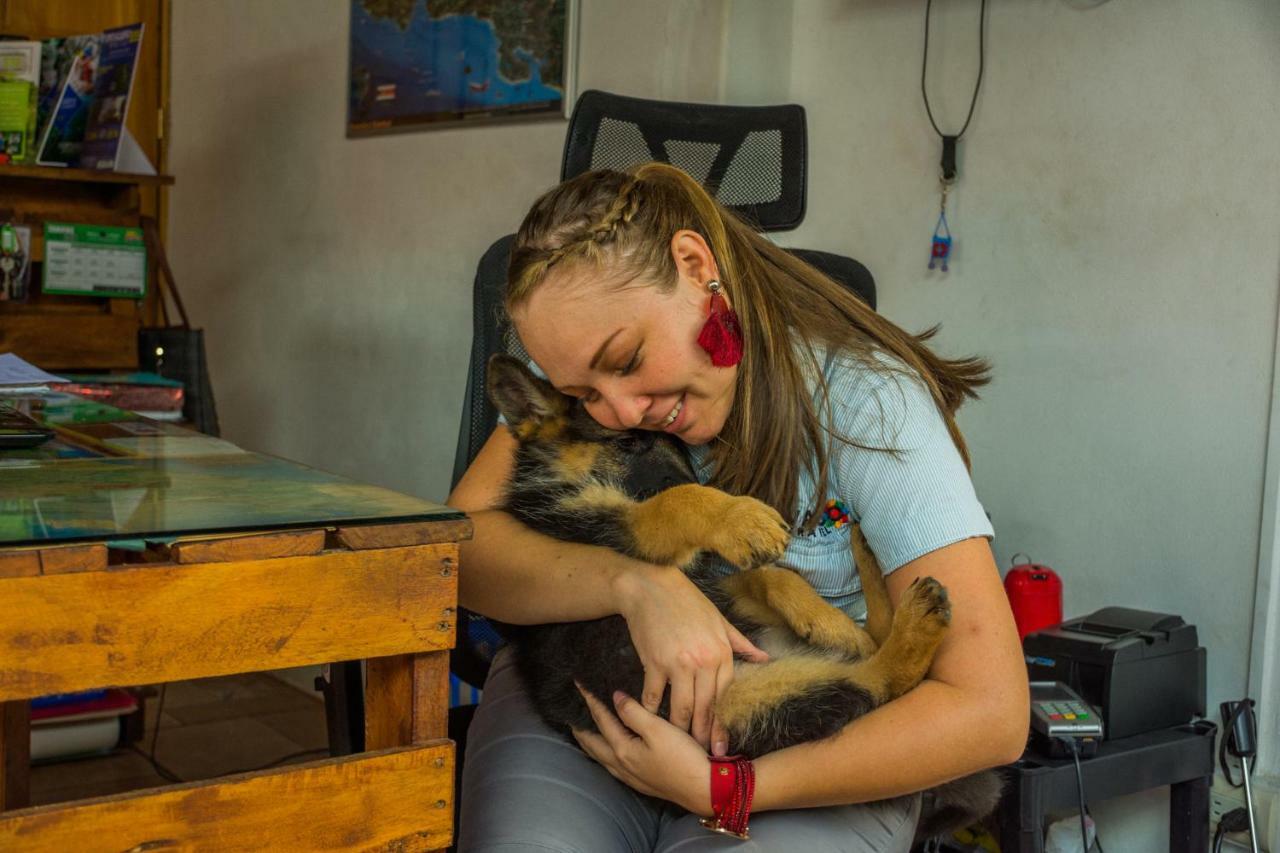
[1030,681,1104,758]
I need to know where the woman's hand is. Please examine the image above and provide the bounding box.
[573,684,713,816]
[612,565,768,753]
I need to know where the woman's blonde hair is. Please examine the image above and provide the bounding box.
[506,163,990,531]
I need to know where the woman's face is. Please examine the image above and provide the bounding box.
[513,240,738,446]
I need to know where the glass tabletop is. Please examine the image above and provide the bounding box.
[0,393,462,548]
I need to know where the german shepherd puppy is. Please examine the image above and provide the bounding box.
[486,354,1001,838]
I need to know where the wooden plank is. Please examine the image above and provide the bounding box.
[0,543,458,702]
[0,165,174,186]
[366,655,413,751]
[0,742,454,851]
[411,651,452,744]
[0,312,140,371]
[0,180,143,221]
[365,651,452,750]
[0,701,30,811]
[38,544,109,575]
[336,518,474,550]
[0,288,112,314]
[0,552,40,580]
[170,529,326,564]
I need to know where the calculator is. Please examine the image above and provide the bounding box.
[1030,681,1104,758]
[0,402,55,449]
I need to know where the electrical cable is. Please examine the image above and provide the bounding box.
[131,682,330,783]
[1067,738,1091,852]
[1059,736,1107,852]
[1215,807,1252,853]
[147,683,167,763]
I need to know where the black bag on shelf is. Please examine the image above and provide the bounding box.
[136,216,220,436]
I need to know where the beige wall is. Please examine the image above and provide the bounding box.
[168,0,725,500]
[726,1,1280,848]
[740,0,1280,719]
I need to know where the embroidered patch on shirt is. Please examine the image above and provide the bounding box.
[822,498,851,529]
[800,498,853,538]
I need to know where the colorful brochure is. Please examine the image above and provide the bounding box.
[79,24,144,170]
[36,24,143,170]
[0,41,41,164]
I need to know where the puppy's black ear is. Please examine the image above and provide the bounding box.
[486,354,566,430]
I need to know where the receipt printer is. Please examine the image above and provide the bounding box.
[1023,607,1206,740]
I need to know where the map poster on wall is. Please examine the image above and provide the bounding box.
[347,0,577,136]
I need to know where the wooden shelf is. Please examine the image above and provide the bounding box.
[1,0,171,370]
[0,310,141,370]
[0,164,174,187]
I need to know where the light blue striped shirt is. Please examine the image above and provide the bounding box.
[687,349,993,621]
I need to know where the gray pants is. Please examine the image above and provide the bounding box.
[458,648,921,852]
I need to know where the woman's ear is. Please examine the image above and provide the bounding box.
[670,229,719,289]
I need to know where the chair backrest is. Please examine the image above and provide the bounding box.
[562,89,807,232]
[452,233,521,491]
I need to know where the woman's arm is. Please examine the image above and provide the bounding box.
[573,536,1029,814]
[450,427,768,748]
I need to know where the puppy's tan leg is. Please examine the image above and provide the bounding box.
[717,656,872,750]
[626,484,790,569]
[844,575,951,702]
[721,567,878,659]
[851,524,893,647]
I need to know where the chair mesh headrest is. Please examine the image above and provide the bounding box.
[562,90,806,232]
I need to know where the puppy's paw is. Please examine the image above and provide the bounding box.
[711,496,791,569]
[895,576,951,635]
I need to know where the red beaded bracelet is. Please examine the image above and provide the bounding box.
[699,755,755,840]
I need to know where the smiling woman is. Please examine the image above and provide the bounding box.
[448,162,1028,852]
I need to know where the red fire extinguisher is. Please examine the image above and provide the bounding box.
[1004,555,1063,640]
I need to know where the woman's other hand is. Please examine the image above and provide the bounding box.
[612,565,768,753]
[573,684,712,816]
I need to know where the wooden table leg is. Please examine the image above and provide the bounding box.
[0,701,30,811]
[365,651,450,748]
[366,651,453,851]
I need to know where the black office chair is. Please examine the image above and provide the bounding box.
[321,90,878,828]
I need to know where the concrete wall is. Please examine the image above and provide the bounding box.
[724,1,1280,848]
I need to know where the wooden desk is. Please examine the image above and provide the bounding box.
[0,395,470,850]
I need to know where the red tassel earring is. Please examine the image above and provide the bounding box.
[696,280,743,367]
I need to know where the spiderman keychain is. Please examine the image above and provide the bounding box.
[928,178,953,272]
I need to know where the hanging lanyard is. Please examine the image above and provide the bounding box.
[921,0,987,272]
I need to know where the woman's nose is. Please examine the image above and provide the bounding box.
[594,385,652,430]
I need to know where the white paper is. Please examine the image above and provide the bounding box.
[0,353,69,386]
[0,42,41,85]
[114,127,156,175]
